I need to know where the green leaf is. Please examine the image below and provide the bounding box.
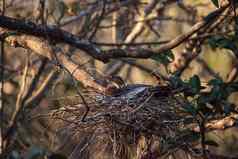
[204,140,219,147]
[190,132,201,142]
[222,102,235,115]
[198,95,212,105]
[9,151,21,159]
[211,0,219,8]
[169,75,185,88]
[189,75,201,94]
[151,50,174,66]
[226,82,238,93]
[208,78,223,86]
[25,146,46,159]
[183,103,197,116]
[207,36,237,51]
[210,85,222,100]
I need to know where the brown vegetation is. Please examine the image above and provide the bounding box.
[1,0,238,159]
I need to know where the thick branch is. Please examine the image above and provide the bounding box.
[0,15,106,61]
[4,35,108,92]
[0,5,228,62]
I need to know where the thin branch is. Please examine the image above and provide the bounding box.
[174,6,231,76]
[92,30,234,47]
[1,0,6,153]
[3,56,29,151]
[88,0,106,41]
[0,4,229,62]
[3,35,108,92]
[24,69,59,108]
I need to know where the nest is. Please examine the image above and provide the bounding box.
[49,84,199,158]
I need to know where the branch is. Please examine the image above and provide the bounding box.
[0,4,228,62]
[4,35,108,92]
[193,114,238,132]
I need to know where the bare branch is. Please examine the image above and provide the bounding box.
[0,4,229,62]
[4,35,108,92]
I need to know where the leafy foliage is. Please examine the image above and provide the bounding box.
[210,0,219,8]
[151,50,174,66]
[208,35,238,52]
[169,74,238,117]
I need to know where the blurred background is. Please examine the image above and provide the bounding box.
[1,0,238,158]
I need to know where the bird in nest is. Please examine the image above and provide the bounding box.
[105,75,172,97]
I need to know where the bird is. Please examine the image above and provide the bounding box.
[106,75,126,88]
[111,84,172,99]
[104,75,126,95]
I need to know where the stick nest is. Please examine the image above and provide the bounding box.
[49,85,198,154]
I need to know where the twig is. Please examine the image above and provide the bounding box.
[0,0,5,154]
[88,0,106,41]
[3,56,29,151]
[174,6,231,76]
[3,35,108,92]
[0,4,229,62]
[24,69,59,108]
[128,93,153,114]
